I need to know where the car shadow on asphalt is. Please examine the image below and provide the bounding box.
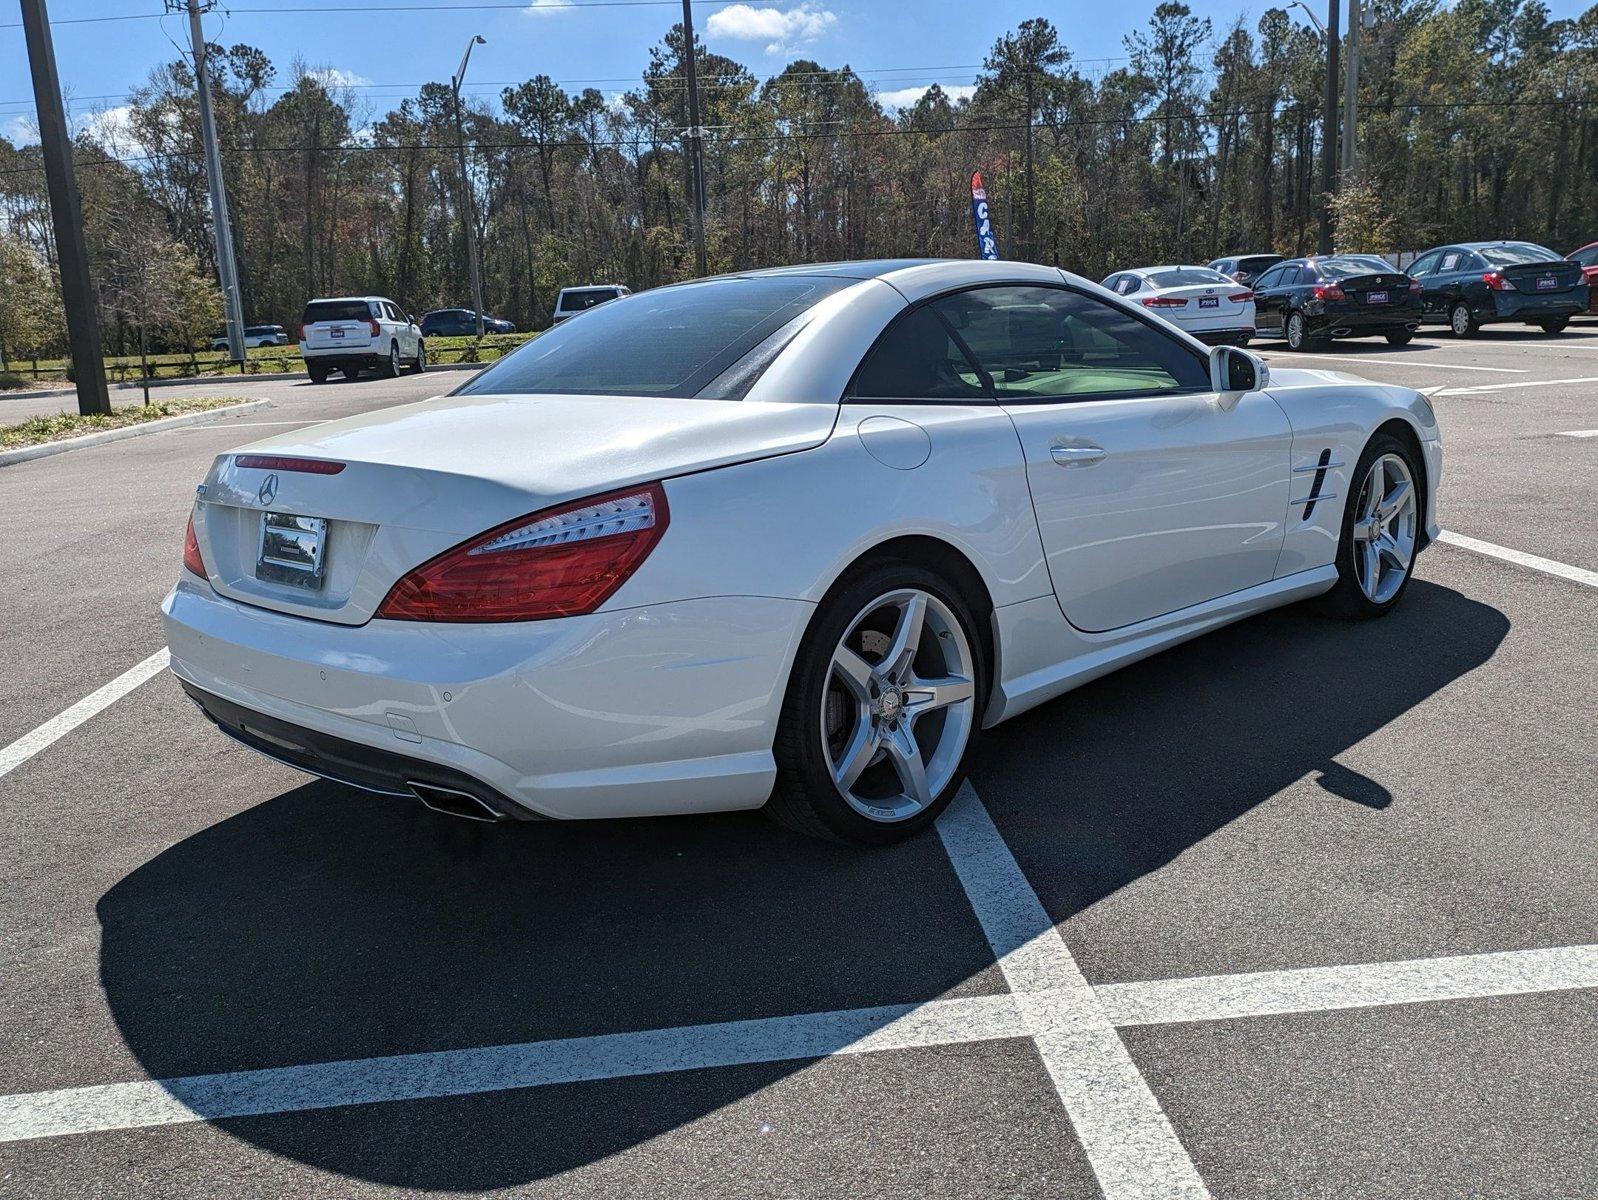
[93,579,1508,1190]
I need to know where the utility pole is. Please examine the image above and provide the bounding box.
[1342,0,1361,178]
[680,0,708,277]
[1318,0,1341,254]
[20,0,110,415]
[1023,69,1035,262]
[175,0,246,367]
[452,35,487,338]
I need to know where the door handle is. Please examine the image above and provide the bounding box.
[1050,444,1107,467]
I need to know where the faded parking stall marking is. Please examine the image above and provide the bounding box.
[0,649,169,781]
[1436,531,1598,589]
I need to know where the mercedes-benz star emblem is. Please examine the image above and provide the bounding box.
[257,473,279,506]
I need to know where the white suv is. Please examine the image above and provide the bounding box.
[299,296,424,382]
[552,284,630,323]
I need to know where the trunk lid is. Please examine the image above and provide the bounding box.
[1496,260,1583,295]
[301,299,379,349]
[1331,272,1416,307]
[193,392,839,625]
[1156,283,1252,316]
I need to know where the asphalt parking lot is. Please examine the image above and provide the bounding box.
[1,327,1594,1198]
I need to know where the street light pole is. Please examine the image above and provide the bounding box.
[19,0,110,415]
[1318,0,1341,253]
[177,0,246,367]
[453,35,488,339]
[680,0,708,277]
[1342,0,1361,177]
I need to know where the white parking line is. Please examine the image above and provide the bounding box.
[0,993,1028,1143]
[1556,429,1598,438]
[1261,354,1525,374]
[1436,531,1598,588]
[1436,375,1598,396]
[0,649,170,781]
[938,786,1211,1199]
[1098,945,1598,1026]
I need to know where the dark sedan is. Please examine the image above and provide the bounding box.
[1207,254,1285,288]
[1408,242,1587,335]
[419,309,516,337]
[1251,255,1422,350]
[1564,241,1598,315]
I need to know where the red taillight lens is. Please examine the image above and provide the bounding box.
[183,513,207,579]
[1229,291,1254,302]
[368,318,382,336]
[1313,283,1346,301]
[1483,270,1510,291]
[1409,279,1423,294]
[376,483,669,622]
[1141,296,1188,308]
[233,455,345,474]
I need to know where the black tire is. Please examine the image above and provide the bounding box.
[1385,330,1414,346]
[765,560,987,845]
[1538,318,1569,334]
[409,339,427,374]
[1235,334,1252,348]
[1317,431,1422,621]
[1285,310,1319,351]
[380,341,400,378]
[306,363,330,384]
[1449,301,1479,338]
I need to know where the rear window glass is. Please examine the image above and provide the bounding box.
[558,288,621,312]
[1146,268,1232,288]
[1478,243,1559,266]
[1317,256,1395,278]
[1236,256,1282,273]
[461,276,854,398]
[303,300,373,323]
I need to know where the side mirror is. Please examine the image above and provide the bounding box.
[1211,345,1268,393]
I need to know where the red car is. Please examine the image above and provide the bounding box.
[1568,242,1598,313]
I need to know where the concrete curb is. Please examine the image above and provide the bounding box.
[0,399,271,468]
[1,360,485,403]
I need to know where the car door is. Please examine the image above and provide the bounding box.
[1424,248,1475,315]
[1251,265,1288,332]
[933,284,1292,632]
[1405,251,1441,319]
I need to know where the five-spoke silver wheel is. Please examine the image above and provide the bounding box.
[822,588,976,823]
[1351,452,1417,604]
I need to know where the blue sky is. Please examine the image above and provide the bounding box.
[2,0,1592,144]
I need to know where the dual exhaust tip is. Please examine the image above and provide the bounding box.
[408,781,507,823]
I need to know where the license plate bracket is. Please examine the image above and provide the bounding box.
[1367,290,1389,304]
[1536,276,1558,290]
[257,512,328,589]
[1198,296,1219,309]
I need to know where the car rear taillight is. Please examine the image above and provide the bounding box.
[1313,283,1346,301]
[368,318,381,336]
[1408,279,1423,294]
[376,483,669,622]
[1483,271,1511,291]
[1229,291,1253,302]
[1142,296,1188,308]
[183,513,207,579]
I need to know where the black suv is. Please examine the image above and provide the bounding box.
[1251,255,1422,350]
[1208,254,1284,288]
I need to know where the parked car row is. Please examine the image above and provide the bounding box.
[1104,239,1591,350]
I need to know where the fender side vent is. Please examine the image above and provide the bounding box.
[1289,448,1339,521]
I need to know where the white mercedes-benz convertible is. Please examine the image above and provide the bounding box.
[164,260,1441,843]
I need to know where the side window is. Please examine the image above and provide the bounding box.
[1254,266,1283,290]
[1460,252,1488,271]
[1572,247,1598,268]
[1440,251,1461,272]
[848,306,989,401]
[1408,252,1439,277]
[1278,265,1302,287]
[932,285,1210,403]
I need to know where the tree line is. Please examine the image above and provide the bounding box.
[1,0,1595,366]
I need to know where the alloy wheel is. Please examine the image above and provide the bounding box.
[1451,304,1471,336]
[1287,312,1305,349]
[821,588,976,823]
[1351,453,1418,604]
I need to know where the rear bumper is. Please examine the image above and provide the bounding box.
[1189,327,1256,345]
[1487,292,1586,322]
[161,578,813,820]
[300,343,383,364]
[1309,306,1421,338]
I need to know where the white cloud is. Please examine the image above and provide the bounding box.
[874,84,976,110]
[525,0,575,16]
[2,115,37,146]
[79,105,134,149]
[705,3,837,55]
[307,67,371,90]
